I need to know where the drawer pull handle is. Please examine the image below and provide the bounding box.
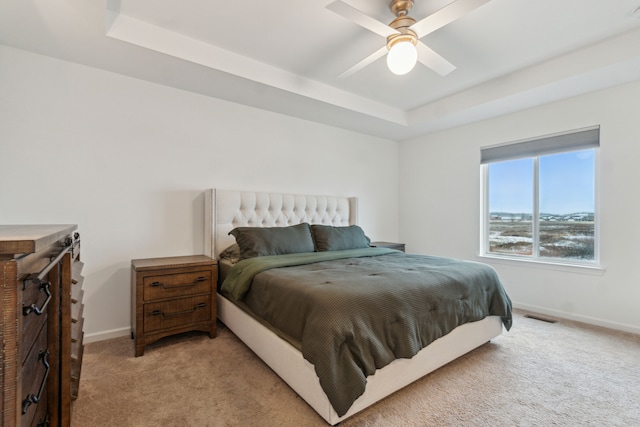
[22,279,52,316]
[22,349,50,414]
[150,276,207,289]
[150,302,207,317]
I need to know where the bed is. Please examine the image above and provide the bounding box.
[204,189,512,425]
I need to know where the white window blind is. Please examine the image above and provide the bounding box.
[480,126,600,164]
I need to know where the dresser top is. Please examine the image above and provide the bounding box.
[0,224,77,255]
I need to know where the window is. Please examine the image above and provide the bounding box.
[481,127,599,264]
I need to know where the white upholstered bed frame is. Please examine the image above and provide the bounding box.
[204,189,503,425]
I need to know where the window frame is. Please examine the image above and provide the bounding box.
[479,127,601,269]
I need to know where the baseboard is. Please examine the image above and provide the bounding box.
[513,302,640,335]
[83,306,640,343]
[84,327,131,344]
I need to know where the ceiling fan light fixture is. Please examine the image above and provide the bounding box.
[386,33,417,75]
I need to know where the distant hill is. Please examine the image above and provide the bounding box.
[490,212,594,221]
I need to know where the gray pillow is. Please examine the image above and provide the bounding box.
[229,223,315,260]
[311,225,371,251]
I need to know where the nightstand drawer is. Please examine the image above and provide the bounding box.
[144,295,211,333]
[143,270,212,301]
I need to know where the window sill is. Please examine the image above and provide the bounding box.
[477,254,605,276]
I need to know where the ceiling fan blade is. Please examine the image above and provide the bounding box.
[326,0,398,38]
[339,46,388,78]
[416,42,456,76]
[410,0,491,38]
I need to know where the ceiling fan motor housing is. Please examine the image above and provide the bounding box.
[387,12,417,50]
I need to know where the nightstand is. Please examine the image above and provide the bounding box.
[131,255,217,356]
[370,241,406,252]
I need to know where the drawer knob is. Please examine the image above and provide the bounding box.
[150,302,207,317]
[150,276,207,289]
[22,349,50,414]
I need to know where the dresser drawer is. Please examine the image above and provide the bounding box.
[21,280,51,364]
[144,295,211,333]
[143,270,212,301]
[21,322,50,427]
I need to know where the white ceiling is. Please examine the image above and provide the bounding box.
[2,0,640,140]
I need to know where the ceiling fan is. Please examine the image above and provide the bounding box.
[327,0,491,77]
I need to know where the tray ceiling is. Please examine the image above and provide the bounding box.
[2,0,640,139]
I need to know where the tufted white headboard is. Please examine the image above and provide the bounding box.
[204,189,358,259]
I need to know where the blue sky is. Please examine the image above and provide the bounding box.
[489,149,595,215]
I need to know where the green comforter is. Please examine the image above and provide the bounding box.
[221,248,512,417]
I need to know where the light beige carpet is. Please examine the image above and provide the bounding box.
[72,311,640,426]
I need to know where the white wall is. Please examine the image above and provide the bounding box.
[400,80,640,334]
[0,45,400,341]
[4,43,637,339]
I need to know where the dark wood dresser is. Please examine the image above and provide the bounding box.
[0,225,85,427]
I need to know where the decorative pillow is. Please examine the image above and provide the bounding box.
[229,223,315,260]
[311,224,371,252]
[218,244,241,263]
